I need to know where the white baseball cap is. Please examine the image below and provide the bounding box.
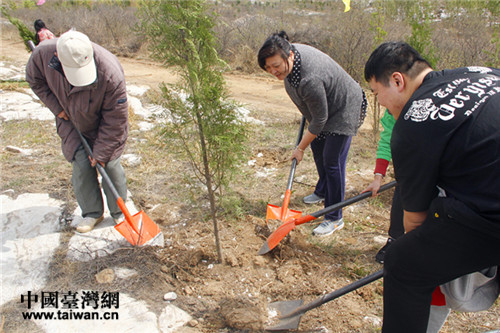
[56,30,96,87]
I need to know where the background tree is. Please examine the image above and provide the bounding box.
[369,8,387,141]
[137,0,247,263]
[1,5,35,52]
[485,27,500,68]
[405,0,439,68]
[5,0,497,77]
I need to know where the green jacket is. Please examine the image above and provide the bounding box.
[374,110,395,175]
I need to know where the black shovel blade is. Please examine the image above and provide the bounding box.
[266,300,304,331]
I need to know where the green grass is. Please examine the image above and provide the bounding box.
[0,81,30,91]
[368,195,386,209]
[1,120,55,147]
[2,177,30,189]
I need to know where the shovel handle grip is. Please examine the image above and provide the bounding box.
[286,158,298,190]
[295,117,306,146]
[285,117,306,190]
[294,180,397,226]
[281,117,306,212]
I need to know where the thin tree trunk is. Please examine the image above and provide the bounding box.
[195,109,224,263]
[372,94,381,143]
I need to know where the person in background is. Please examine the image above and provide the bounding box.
[258,31,366,236]
[34,19,55,45]
[362,109,404,263]
[365,41,500,332]
[26,30,129,233]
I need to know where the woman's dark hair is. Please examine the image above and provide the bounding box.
[34,19,46,32]
[364,41,432,85]
[257,31,293,71]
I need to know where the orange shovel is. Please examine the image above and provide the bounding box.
[266,117,306,223]
[259,181,397,255]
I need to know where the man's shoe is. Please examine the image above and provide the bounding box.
[303,193,325,204]
[312,218,344,236]
[375,237,395,264]
[76,216,104,233]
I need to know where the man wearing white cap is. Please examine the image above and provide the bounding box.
[26,30,129,233]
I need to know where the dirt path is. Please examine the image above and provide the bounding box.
[120,57,299,123]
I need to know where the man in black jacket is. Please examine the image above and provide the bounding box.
[364,41,500,332]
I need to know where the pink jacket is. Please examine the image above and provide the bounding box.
[37,28,55,43]
[26,38,128,163]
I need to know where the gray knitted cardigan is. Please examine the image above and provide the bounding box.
[284,43,363,137]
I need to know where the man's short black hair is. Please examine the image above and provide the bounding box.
[364,41,432,86]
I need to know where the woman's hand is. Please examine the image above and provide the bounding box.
[362,174,384,196]
[291,147,304,164]
[292,130,316,165]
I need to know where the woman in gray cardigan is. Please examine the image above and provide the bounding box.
[258,31,366,236]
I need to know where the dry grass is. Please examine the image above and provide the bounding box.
[4,1,498,84]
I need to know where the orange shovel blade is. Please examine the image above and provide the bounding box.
[258,220,297,255]
[114,210,161,246]
[266,204,302,223]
